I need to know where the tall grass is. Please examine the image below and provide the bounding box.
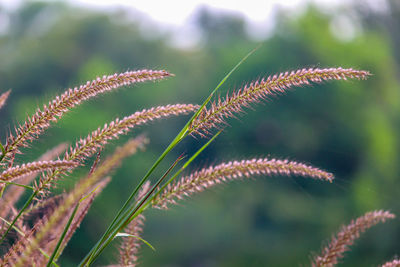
[0,51,396,266]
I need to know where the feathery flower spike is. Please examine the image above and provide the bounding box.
[3,70,172,165]
[36,104,198,194]
[65,104,198,163]
[22,194,65,226]
[311,210,395,267]
[152,157,333,209]
[0,143,68,219]
[0,89,11,110]
[0,160,78,184]
[14,137,147,267]
[381,259,400,267]
[190,67,370,136]
[0,220,41,267]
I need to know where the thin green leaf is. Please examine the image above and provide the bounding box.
[115,233,156,251]
[184,44,261,136]
[0,180,35,190]
[0,142,5,162]
[0,190,37,243]
[0,142,6,195]
[46,203,80,267]
[0,216,26,237]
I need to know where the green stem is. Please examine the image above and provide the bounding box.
[46,203,80,267]
[0,180,35,190]
[0,190,38,244]
[0,142,5,162]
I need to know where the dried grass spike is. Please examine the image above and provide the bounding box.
[14,136,148,267]
[119,214,146,267]
[312,210,395,267]
[190,67,370,136]
[66,104,196,164]
[3,70,172,165]
[152,157,333,209]
[0,89,11,110]
[0,143,67,219]
[381,259,400,267]
[36,104,197,195]
[0,228,32,267]
[23,194,65,226]
[0,160,79,183]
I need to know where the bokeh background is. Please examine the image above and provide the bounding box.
[0,0,399,266]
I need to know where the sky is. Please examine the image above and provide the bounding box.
[0,0,367,47]
[0,0,349,23]
[67,0,345,25]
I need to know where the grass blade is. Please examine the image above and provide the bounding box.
[81,154,184,266]
[46,203,79,267]
[80,47,259,266]
[115,233,156,251]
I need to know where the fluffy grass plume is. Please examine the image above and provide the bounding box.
[0,143,68,219]
[380,259,400,267]
[35,104,198,195]
[311,210,395,267]
[0,90,11,110]
[0,60,379,266]
[2,70,172,166]
[13,136,147,267]
[0,160,78,184]
[152,157,333,209]
[190,67,370,136]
